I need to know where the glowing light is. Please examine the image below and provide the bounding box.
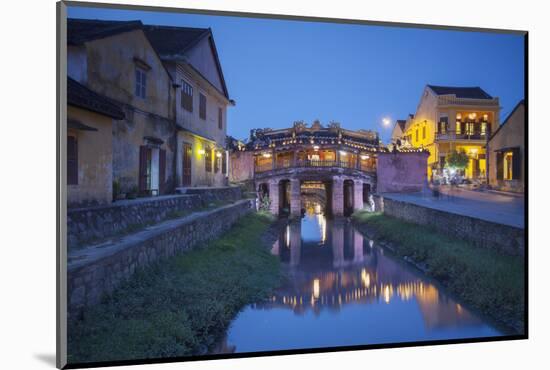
[468,112,477,120]
[198,149,205,155]
[313,279,320,299]
[313,145,320,151]
[483,114,488,121]
[262,152,272,158]
[456,113,462,120]
[216,152,222,158]
[361,269,371,288]
[383,285,392,304]
[361,154,370,160]
[339,150,347,156]
[369,239,374,248]
[285,225,290,247]
[382,117,391,127]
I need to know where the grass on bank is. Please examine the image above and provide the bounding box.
[68,212,280,364]
[352,211,525,333]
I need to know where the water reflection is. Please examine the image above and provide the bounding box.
[215,205,502,354]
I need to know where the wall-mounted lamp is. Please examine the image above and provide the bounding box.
[198,149,206,155]
[313,145,320,151]
[339,150,347,156]
[361,155,370,160]
[216,152,222,158]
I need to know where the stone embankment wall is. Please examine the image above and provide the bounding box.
[67,199,254,318]
[374,195,524,256]
[179,186,242,203]
[67,186,242,249]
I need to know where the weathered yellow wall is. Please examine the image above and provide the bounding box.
[488,103,525,192]
[171,62,228,147]
[85,30,174,119]
[403,89,439,173]
[176,132,227,187]
[83,29,177,194]
[67,106,113,207]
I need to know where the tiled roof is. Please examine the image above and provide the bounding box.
[67,18,230,99]
[427,85,493,99]
[144,25,229,99]
[143,25,210,59]
[396,120,407,131]
[67,77,125,120]
[67,18,143,45]
[490,99,525,140]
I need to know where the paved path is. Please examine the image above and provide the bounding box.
[382,186,524,228]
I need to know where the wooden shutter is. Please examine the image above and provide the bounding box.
[67,136,78,185]
[199,94,206,120]
[214,152,219,173]
[139,145,148,192]
[181,81,193,112]
[182,143,192,186]
[496,152,503,180]
[222,151,227,174]
[512,148,521,180]
[218,108,223,130]
[205,148,212,172]
[159,149,166,194]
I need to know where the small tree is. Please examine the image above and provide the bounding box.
[445,149,469,171]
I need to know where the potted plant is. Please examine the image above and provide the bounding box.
[113,180,126,201]
[127,185,139,200]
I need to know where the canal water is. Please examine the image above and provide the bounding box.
[214,204,503,354]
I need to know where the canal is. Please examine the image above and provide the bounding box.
[214,203,503,354]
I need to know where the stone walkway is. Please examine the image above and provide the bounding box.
[68,199,251,270]
[382,186,525,228]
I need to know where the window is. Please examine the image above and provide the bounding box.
[497,148,520,181]
[199,93,207,120]
[415,128,419,142]
[135,67,147,98]
[438,117,448,134]
[218,107,223,130]
[67,136,78,185]
[181,80,193,112]
[465,122,475,136]
[205,148,212,172]
[456,121,462,135]
[504,152,513,180]
[481,122,487,135]
[422,126,426,140]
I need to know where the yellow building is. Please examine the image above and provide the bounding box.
[396,85,500,182]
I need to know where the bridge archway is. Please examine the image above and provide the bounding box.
[260,170,375,218]
[343,180,354,216]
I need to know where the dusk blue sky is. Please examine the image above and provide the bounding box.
[68,6,525,143]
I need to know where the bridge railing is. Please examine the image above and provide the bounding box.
[254,159,376,174]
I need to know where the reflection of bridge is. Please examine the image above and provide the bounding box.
[267,217,482,329]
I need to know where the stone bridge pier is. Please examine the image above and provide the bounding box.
[259,173,373,218]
